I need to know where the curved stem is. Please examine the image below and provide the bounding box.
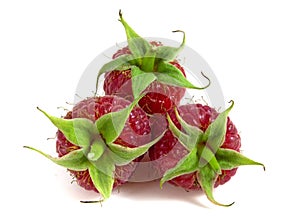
[200,72,211,89]
[172,30,186,50]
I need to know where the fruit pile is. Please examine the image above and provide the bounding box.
[25,11,264,207]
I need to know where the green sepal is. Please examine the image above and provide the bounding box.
[216,148,265,170]
[168,108,203,151]
[109,142,150,165]
[205,154,222,175]
[88,155,115,200]
[174,107,202,137]
[167,112,200,151]
[160,147,199,188]
[197,164,235,207]
[37,107,100,152]
[199,101,234,168]
[95,96,142,144]
[118,10,151,64]
[98,54,131,75]
[140,50,157,72]
[24,146,89,171]
[87,136,106,161]
[92,153,115,178]
[95,54,132,93]
[108,129,166,165]
[131,66,157,99]
[156,61,210,90]
[155,30,185,61]
[167,113,191,149]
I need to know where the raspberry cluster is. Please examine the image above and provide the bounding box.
[25,11,264,207]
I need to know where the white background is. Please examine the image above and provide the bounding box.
[1,0,299,217]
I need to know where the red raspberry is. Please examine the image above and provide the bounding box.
[103,42,186,114]
[56,96,151,192]
[149,103,241,190]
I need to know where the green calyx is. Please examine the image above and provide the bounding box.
[95,10,210,95]
[117,10,185,72]
[24,97,165,200]
[161,101,265,207]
